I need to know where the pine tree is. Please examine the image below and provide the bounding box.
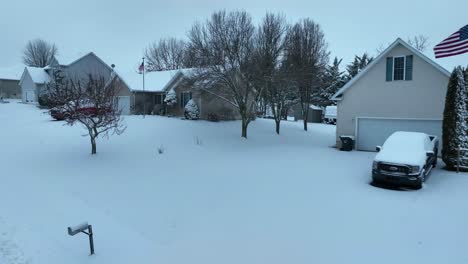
[314,57,345,106]
[442,66,468,170]
[345,53,373,81]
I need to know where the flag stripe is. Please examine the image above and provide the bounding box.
[434,25,468,58]
[435,42,468,55]
[435,48,468,58]
[441,33,460,42]
[435,36,461,47]
[434,39,468,50]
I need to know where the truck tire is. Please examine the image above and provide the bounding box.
[433,149,438,167]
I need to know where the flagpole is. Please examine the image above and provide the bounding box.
[142,57,145,91]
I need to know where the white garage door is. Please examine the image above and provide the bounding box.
[356,117,442,151]
[116,96,130,115]
[25,91,36,103]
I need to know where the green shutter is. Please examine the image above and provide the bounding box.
[386,57,393,81]
[405,55,413,81]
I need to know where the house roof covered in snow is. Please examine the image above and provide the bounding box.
[116,68,193,92]
[21,67,50,84]
[331,38,451,100]
[0,65,26,81]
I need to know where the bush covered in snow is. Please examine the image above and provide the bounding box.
[184,99,199,120]
[164,89,177,106]
[442,66,468,169]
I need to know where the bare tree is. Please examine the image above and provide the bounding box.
[283,19,329,131]
[253,13,293,134]
[145,38,191,71]
[407,35,429,52]
[22,39,58,67]
[376,35,429,54]
[45,71,126,154]
[187,10,258,138]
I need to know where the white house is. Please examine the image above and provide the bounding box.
[331,38,451,151]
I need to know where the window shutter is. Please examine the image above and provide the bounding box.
[405,55,413,81]
[386,57,393,81]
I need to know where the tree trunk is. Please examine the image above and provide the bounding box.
[241,117,248,138]
[91,136,97,155]
[275,119,280,134]
[302,103,309,131]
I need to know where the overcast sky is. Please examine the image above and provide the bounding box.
[1,0,466,72]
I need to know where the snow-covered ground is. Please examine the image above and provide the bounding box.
[1,101,467,264]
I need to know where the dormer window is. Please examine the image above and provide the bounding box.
[386,55,413,81]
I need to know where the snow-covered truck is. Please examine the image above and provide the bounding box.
[323,105,337,124]
[372,131,439,189]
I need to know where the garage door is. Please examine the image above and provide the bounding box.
[25,91,36,103]
[116,96,130,115]
[356,117,442,151]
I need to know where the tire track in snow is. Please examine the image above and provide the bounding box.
[0,217,29,264]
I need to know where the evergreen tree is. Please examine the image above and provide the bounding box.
[442,66,468,170]
[345,53,373,81]
[313,57,345,106]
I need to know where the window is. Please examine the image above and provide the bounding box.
[180,92,192,108]
[154,94,165,105]
[393,57,405,81]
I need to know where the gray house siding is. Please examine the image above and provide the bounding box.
[335,42,449,148]
[165,78,240,120]
[0,79,21,99]
[62,53,112,83]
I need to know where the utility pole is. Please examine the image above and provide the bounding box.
[142,57,145,91]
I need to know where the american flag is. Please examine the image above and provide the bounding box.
[433,24,468,58]
[138,61,144,73]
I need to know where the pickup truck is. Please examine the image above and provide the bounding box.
[372,131,439,189]
[323,105,337,124]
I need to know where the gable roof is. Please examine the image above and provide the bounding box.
[19,67,50,85]
[115,68,192,92]
[62,52,114,72]
[331,38,451,100]
[0,65,25,81]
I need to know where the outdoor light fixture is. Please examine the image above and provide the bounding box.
[67,222,95,255]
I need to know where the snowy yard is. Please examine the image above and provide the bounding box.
[1,101,468,264]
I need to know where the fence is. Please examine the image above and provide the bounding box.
[456,147,468,173]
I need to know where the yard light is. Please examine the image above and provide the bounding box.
[67,222,95,255]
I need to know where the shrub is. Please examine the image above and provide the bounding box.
[184,99,199,120]
[164,89,177,106]
[207,113,219,122]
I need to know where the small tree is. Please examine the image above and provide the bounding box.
[253,13,292,134]
[45,71,126,154]
[22,39,58,67]
[164,89,177,105]
[442,66,468,169]
[283,19,329,131]
[184,99,200,120]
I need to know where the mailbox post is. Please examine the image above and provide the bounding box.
[67,222,95,255]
